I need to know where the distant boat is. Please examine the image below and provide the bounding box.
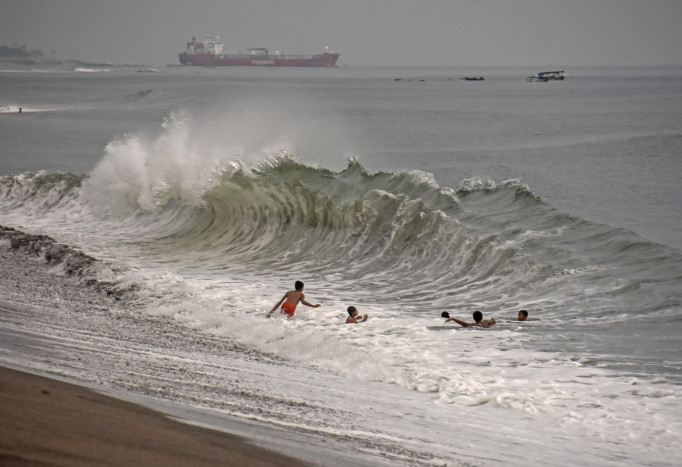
[527,70,565,82]
[462,76,485,81]
[178,36,339,67]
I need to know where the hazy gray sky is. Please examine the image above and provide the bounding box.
[2,0,681,67]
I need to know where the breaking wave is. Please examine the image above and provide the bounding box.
[1,151,680,327]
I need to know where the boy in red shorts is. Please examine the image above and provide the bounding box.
[267,280,320,318]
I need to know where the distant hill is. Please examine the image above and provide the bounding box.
[0,44,136,67]
[0,44,47,63]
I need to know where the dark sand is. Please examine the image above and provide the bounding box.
[0,366,308,466]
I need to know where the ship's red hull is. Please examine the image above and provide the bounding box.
[178,52,339,67]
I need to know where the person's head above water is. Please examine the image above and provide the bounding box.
[295,280,304,291]
[518,309,528,321]
[441,311,450,318]
[347,306,357,316]
[473,311,483,323]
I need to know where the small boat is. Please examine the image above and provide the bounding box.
[462,76,485,81]
[527,70,565,82]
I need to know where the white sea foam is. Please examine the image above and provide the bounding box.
[0,105,60,113]
[73,67,110,72]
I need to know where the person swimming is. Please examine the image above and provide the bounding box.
[266,280,320,318]
[517,309,529,321]
[441,310,496,328]
[346,306,368,324]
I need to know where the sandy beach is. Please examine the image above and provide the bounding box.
[0,366,307,466]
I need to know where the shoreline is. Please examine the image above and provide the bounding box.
[0,226,317,466]
[0,366,308,466]
[0,225,454,466]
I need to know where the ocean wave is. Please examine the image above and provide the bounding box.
[3,148,680,327]
[73,67,110,73]
[1,108,680,326]
[0,171,83,210]
[0,224,96,274]
[0,224,138,302]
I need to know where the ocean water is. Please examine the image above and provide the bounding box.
[1,64,682,466]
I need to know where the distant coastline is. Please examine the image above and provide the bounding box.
[0,44,53,64]
[0,44,133,67]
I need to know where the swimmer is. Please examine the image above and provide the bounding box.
[517,309,528,321]
[441,310,496,328]
[346,306,368,324]
[267,280,320,318]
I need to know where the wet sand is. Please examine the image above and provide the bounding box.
[0,366,307,466]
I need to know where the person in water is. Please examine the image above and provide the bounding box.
[346,306,368,324]
[267,280,320,318]
[441,311,496,328]
[517,309,529,321]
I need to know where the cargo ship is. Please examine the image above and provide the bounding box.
[178,36,339,67]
